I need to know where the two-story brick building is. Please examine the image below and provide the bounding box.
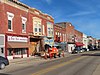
[74,29,84,50]
[0,0,30,59]
[28,8,54,56]
[54,24,67,51]
[0,0,54,60]
[55,22,75,53]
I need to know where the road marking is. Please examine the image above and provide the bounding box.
[32,56,87,75]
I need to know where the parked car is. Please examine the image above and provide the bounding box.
[72,49,78,54]
[82,48,87,51]
[0,56,9,69]
[72,47,85,54]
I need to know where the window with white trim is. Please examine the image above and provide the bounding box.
[7,12,14,31]
[22,17,27,33]
[33,17,42,33]
[47,22,53,37]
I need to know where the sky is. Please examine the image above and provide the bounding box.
[20,0,100,39]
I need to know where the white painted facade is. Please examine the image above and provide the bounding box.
[83,34,88,49]
[67,44,75,53]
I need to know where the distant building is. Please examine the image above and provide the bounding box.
[55,22,75,53]
[83,34,88,49]
[54,24,67,51]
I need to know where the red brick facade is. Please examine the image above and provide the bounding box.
[54,24,66,42]
[0,0,54,59]
[55,22,75,43]
[74,29,83,43]
[0,1,29,35]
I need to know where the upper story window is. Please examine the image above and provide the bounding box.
[21,17,27,33]
[47,22,53,37]
[39,28,41,32]
[48,28,50,34]
[33,17,42,33]
[7,12,14,31]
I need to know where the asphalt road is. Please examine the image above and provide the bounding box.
[0,51,100,75]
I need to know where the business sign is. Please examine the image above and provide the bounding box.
[44,37,54,46]
[7,36,28,42]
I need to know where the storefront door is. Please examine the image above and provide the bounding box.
[0,47,5,57]
[0,34,5,57]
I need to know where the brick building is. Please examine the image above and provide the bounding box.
[54,24,66,42]
[0,0,30,59]
[74,29,83,43]
[54,24,67,51]
[0,0,54,60]
[55,22,75,53]
[74,29,84,51]
[28,8,54,55]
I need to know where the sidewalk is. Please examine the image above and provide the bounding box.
[9,52,71,64]
[9,56,42,63]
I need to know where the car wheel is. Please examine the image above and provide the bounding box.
[0,63,5,69]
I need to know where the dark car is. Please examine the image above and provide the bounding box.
[82,48,87,51]
[72,47,84,54]
[72,49,78,54]
[0,56,9,69]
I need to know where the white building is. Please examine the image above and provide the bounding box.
[83,34,88,49]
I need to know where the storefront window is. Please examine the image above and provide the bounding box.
[8,48,27,56]
[8,48,13,56]
[14,48,27,55]
[22,48,27,54]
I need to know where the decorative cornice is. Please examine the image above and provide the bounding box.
[3,0,29,12]
[29,8,54,22]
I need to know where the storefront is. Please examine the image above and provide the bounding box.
[44,37,54,47]
[5,34,29,60]
[75,42,84,51]
[67,42,75,53]
[29,36,44,56]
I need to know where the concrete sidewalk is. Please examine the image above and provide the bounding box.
[9,52,71,64]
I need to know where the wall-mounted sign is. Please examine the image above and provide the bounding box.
[7,36,28,42]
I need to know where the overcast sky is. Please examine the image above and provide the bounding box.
[20,0,100,39]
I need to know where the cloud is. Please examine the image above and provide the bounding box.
[68,11,96,17]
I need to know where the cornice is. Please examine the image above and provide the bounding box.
[3,0,29,12]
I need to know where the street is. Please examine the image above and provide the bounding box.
[0,51,100,75]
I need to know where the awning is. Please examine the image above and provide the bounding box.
[7,42,29,48]
[75,42,84,46]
